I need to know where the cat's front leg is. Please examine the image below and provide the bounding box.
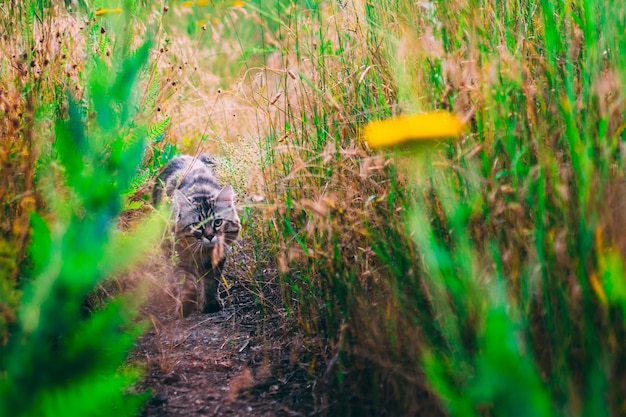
[171,269,201,317]
[201,267,224,313]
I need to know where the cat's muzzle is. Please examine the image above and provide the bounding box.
[201,235,219,246]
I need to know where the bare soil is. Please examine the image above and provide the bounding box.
[132,248,317,417]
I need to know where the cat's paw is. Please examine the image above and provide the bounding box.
[202,298,222,314]
[181,299,199,317]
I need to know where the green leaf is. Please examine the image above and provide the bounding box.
[28,213,52,277]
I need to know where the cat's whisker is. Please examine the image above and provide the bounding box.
[192,241,203,258]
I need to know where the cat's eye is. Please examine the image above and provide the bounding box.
[213,219,223,228]
[187,224,202,237]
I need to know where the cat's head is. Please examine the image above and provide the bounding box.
[172,185,241,248]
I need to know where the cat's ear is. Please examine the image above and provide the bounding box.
[216,185,235,203]
[172,189,192,217]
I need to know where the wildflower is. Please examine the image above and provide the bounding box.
[182,0,210,6]
[95,8,122,16]
[364,111,464,148]
[233,1,245,7]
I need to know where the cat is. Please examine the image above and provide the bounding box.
[153,154,241,315]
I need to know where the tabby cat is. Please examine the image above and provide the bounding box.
[153,154,241,315]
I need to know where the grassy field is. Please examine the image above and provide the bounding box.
[1,0,625,416]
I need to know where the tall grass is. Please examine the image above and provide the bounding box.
[251,0,626,415]
[0,2,168,415]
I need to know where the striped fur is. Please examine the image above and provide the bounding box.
[154,154,241,315]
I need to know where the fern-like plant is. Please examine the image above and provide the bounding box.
[0,24,155,417]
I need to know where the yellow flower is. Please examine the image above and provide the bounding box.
[182,0,210,6]
[233,0,245,7]
[364,111,464,148]
[95,7,122,16]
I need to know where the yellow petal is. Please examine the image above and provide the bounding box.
[364,111,464,148]
[95,7,123,16]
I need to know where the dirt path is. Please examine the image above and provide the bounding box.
[132,247,315,417]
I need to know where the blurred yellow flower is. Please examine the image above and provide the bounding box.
[233,1,245,7]
[95,7,122,16]
[182,0,210,7]
[364,111,464,148]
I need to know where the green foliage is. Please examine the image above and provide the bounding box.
[126,117,177,201]
[410,168,555,417]
[148,116,171,144]
[407,0,625,415]
[0,4,157,416]
[255,0,626,415]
